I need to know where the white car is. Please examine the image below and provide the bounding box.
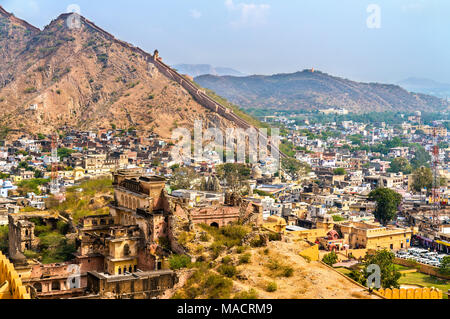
[417,258,428,264]
[430,261,441,267]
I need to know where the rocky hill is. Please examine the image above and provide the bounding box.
[195,70,449,113]
[0,7,236,139]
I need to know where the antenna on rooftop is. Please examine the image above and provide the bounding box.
[50,134,60,194]
[431,126,440,227]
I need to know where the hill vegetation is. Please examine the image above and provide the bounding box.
[195,70,449,113]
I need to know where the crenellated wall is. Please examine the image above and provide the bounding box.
[377,287,443,299]
[61,13,286,158]
[0,251,31,299]
[150,56,287,158]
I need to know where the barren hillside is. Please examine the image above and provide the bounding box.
[195,70,450,113]
[0,7,236,139]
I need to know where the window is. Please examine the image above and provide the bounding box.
[51,281,60,291]
[34,283,42,293]
[118,267,121,275]
[123,244,130,256]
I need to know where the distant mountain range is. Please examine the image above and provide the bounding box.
[173,64,246,77]
[195,70,449,113]
[398,77,450,100]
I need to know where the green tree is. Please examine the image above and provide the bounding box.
[34,170,44,178]
[368,188,402,225]
[333,167,347,176]
[169,167,196,190]
[322,251,338,266]
[282,158,311,179]
[0,225,8,254]
[57,148,75,159]
[410,145,431,169]
[362,249,401,289]
[412,167,433,192]
[216,163,250,193]
[439,256,450,276]
[389,157,412,174]
[169,255,191,270]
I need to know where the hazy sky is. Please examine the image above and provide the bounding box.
[2,0,450,83]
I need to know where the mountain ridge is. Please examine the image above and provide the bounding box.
[195,70,449,113]
[173,63,246,77]
[398,77,450,99]
[0,7,239,139]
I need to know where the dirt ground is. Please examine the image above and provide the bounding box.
[232,241,381,299]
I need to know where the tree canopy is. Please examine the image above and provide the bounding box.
[368,188,402,225]
[389,157,412,174]
[169,166,197,191]
[333,167,347,176]
[412,167,433,192]
[216,163,251,193]
[282,158,311,179]
[350,249,401,289]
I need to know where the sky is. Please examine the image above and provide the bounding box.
[2,0,450,84]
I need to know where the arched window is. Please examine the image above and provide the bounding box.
[129,266,132,273]
[210,222,219,228]
[118,267,121,275]
[134,265,137,272]
[123,244,130,256]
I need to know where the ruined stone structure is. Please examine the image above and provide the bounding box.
[86,269,177,299]
[7,169,176,299]
[74,168,172,277]
[187,192,263,228]
[8,210,60,264]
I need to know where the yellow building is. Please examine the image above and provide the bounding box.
[263,215,330,242]
[414,125,447,137]
[337,221,413,250]
[105,227,139,275]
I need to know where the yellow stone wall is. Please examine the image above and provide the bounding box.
[0,252,31,299]
[299,244,319,261]
[106,258,138,275]
[377,287,443,299]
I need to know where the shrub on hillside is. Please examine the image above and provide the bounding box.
[322,251,338,266]
[266,282,277,292]
[169,254,191,270]
[238,253,251,265]
[218,264,238,278]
